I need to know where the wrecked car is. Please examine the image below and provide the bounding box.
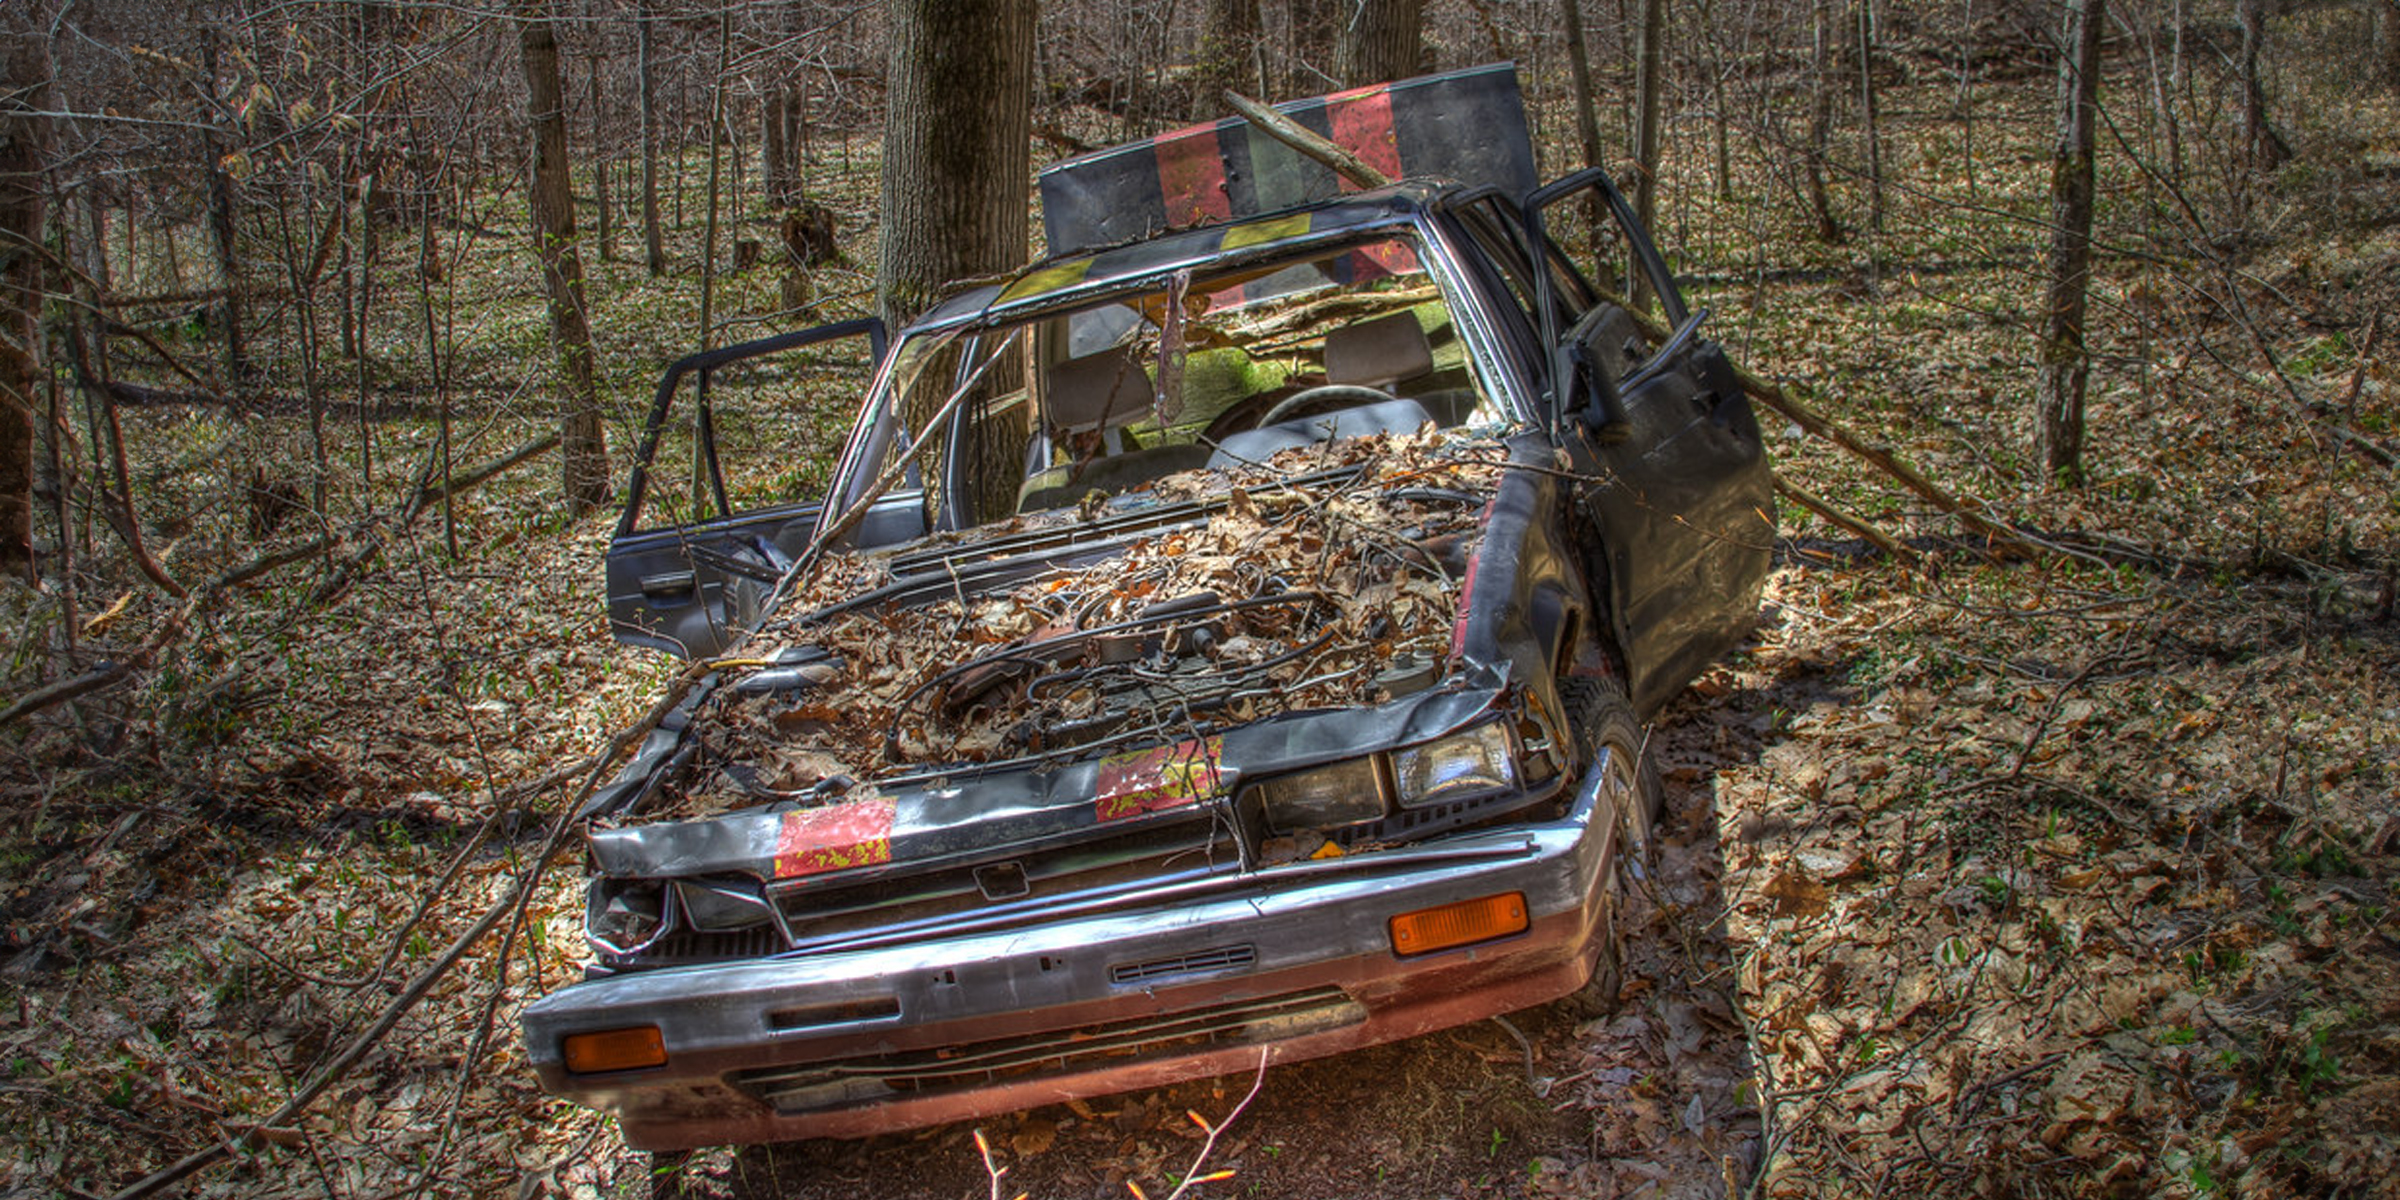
[520,64,1773,1151]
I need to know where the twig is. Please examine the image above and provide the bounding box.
[1144,1048,1270,1200]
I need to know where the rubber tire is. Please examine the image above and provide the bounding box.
[1560,676,1661,1019]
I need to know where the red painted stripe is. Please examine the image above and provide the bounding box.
[1326,86,1402,192]
[1449,497,1497,662]
[1154,127,1233,227]
[773,796,896,879]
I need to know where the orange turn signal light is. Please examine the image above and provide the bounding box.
[1389,891,1529,957]
[562,1025,667,1074]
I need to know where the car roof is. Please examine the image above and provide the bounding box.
[905,180,1459,334]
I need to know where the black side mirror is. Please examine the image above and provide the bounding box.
[1568,342,1632,445]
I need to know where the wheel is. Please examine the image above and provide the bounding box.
[1256,383,1396,426]
[1559,675,1661,1020]
[1561,675,1663,872]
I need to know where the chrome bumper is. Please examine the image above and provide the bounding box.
[521,764,1623,1151]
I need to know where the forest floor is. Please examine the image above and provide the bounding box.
[4,66,2400,1200]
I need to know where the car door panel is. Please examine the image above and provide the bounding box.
[1523,172,1773,713]
[607,319,888,659]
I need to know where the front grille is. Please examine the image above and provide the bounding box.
[729,986,1362,1114]
[1109,944,1256,985]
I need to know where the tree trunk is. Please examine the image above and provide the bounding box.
[876,0,1035,329]
[1560,0,1606,174]
[1856,0,1885,233]
[637,0,666,276]
[2036,0,2104,489]
[1196,0,1263,119]
[1805,0,1844,244]
[1335,0,1424,87]
[1630,0,1665,312]
[2381,0,2400,90]
[592,57,614,262]
[1288,0,1336,96]
[202,33,250,384]
[517,1,611,513]
[763,86,790,206]
[0,0,53,578]
[2238,0,2287,174]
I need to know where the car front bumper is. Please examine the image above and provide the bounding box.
[521,761,1626,1151]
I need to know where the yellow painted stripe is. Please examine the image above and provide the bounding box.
[1000,259,1094,301]
[1221,212,1313,251]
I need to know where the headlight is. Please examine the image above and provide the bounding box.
[1393,723,1517,808]
[585,878,675,956]
[1252,758,1386,832]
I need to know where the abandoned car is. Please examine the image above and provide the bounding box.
[520,65,1773,1151]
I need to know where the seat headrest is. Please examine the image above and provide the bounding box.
[1045,348,1152,434]
[1324,311,1435,389]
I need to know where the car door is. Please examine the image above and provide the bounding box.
[1523,170,1773,714]
[607,319,896,658]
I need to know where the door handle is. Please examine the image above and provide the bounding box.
[639,570,697,597]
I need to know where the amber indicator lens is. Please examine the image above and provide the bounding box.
[562,1025,667,1074]
[1389,891,1529,957]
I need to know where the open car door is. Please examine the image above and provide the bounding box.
[608,319,890,658]
[1525,169,1773,714]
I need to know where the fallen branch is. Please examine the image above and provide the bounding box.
[107,651,722,1200]
[1597,291,2047,558]
[310,431,561,606]
[1775,472,1919,565]
[1223,90,1393,189]
[0,437,558,729]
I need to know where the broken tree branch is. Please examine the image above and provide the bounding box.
[1223,90,1393,189]
[1775,472,1920,564]
[1595,291,2048,557]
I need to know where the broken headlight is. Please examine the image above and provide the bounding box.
[1393,723,1518,809]
[1251,758,1386,832]
[585,878,676,956]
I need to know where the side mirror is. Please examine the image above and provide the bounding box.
[1564,342,1632,445]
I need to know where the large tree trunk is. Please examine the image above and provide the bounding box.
[0,0,53,578]
[2036,0,2104,488]
[517,1,611,513]
[2238,0,2287,174]
[876,0,1035,328]
[1335,0,1424,87]
[637,0,666,276]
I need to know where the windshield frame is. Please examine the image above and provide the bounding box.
[822,196,1533,537]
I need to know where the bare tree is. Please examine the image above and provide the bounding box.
[517,0,611,512]
[0,0,52,578]
[1196,0,1264,115]
[2037,0,2104,487]
[876,0,1035,327]
[1631,0,1665,311]
[1336,0,1424,87]
[637,0,666,275]
[2382,0,2400,89]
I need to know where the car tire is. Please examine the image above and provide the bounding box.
[1561,675,1663,865]
[1560,676,1660,1020]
